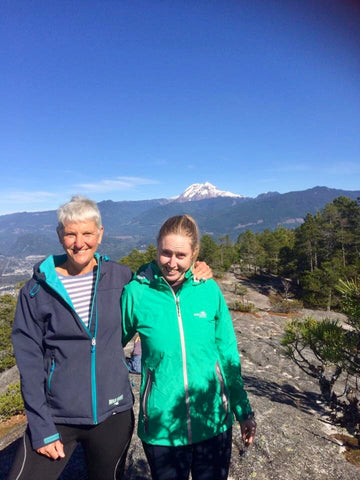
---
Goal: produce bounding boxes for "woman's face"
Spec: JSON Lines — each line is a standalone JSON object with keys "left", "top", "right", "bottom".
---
{"left": 157, "top": 233, "right": 195, "bottom": 285}
{"left": 58, "top": 219, "right": 104, "bottom": 274}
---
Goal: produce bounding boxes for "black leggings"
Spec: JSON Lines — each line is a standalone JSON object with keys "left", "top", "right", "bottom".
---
{"left": 8, "top": 408, "right": 134, "bottom": 480}
{"left": 142, "top": 428, "right": 232, "bottom": 480}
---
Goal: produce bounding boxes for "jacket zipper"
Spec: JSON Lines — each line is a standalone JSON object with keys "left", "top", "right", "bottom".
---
{"left": 47, "top": 358, "right": 56, "bottom": 393}
{"left": 89, "top": 263, "right": 101, "bottom": 425}
{"left": 91, "top": 337, "right": 97, "bottom": 424}
{"left": 142, "top": 369, "right": 153, "bottom": 434}
{"left": 171, "top": 289, "right": 192, "bottom": 444}
{"left": 40, "top": 256, "right": 102, "bottom": 425}
{"left": 215, "top": 361, "right": 229, "bottom": 421}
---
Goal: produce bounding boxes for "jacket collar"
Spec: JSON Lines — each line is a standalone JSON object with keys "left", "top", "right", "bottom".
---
{"left": 33, "top": 252, "right": 103, "bottom": 308}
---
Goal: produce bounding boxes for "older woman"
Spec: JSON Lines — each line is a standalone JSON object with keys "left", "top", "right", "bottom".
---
{"left": 9, "top": 196, "right": 134, "bottom": 479}
{"left": 122, "top": 215, "right": 256, "bottom": 480}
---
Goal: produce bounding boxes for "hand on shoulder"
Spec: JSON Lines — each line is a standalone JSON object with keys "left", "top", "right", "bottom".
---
{"left": 193, "top": 261, "right": 213, "bottom": 280}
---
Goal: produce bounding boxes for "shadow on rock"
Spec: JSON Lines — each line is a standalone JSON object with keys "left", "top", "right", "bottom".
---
{"left": 244, "top": 374, "right": 325, "bottom": 415}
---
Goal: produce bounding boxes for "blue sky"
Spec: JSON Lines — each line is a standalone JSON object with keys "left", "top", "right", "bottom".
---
{"left": 1, "top": 0, "right": 360, "bottom": 215}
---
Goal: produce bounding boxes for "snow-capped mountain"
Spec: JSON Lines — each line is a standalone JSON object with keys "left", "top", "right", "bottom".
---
{"left": 173, "top": 182, "right": 244, "bottom": 202}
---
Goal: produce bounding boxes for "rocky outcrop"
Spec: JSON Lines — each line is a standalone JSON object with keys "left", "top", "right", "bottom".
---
{"left": 0, "top": 366, "right": 19, "bottom": 396}
{"left": 0, "top": 272, "right": 359, "bottom": 479}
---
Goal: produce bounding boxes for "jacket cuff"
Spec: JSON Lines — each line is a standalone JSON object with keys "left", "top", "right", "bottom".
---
{"left": 233, "top": 405, "right": 254, "bottom": 423}
{"left": 31, "top": 432, "right": 60, "bottom": 450}
{"left": 238, "top": 411, "right": 255, "bottom": 422}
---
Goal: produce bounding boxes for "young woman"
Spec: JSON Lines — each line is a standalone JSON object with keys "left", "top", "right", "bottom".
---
{"left": 122, "top": 215, "right": 256, "bottom": 480}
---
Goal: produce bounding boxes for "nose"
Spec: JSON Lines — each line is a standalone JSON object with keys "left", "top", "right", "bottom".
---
{"left": 169, "top": 255, "right": 177, "bottom": 268}
{"left": 74, "top": 235, "right": 85, "bottom": 249}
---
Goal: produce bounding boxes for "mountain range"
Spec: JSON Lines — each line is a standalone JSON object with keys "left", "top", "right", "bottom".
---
{"left": 0, "top": 183, "right": 359, "bottom": 260}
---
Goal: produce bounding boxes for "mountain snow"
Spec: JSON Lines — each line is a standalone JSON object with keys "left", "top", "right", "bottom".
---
{"left": 174, "top": 182, "right": 244, "bottom": 202}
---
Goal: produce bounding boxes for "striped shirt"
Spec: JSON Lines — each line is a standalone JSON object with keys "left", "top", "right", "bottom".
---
{"left": 57, "top": 269, "right": 96, "bottom": 328}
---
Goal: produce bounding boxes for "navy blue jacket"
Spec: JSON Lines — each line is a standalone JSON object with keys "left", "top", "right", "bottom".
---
{"left": 12, "top": 253, "right": 133, "bottom": 449}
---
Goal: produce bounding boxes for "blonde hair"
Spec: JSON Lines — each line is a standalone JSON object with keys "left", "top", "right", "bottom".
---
{"left": 157, "top": 215, "right": 200, "bottom": 260}
{"left": 57, "top": 196, "right": 102, "bottom": 234}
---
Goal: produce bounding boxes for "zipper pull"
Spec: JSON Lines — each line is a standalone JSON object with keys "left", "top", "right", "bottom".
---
{"left": 91, "top": 337, "right": 96, "bottom": 352}
{"left": 176, "top": 298, "right": 181, "bottom": 315}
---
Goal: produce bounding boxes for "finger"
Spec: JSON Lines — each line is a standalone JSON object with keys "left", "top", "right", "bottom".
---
{"left": 41, "top": 449, "right": 54, "bottom": 459}
{"left": 47, "top": 443, "right": 64, "bottom": 460}
{"left": 37, "top": 442, "right": 62, "bottom": 460}
{"left": 242, "top": 428, "right": 256, "bottom": 447}
{"left": 243, "top": 436, "right": 253, "bottom": 447}
{"left": 48, "top": 446, "right": 59, "bottom": 460}
{"left": 55, "top": 441, "right": 65, "bottom": 458}
{"left": 36, "top": 447, "right": 51, "bottom": 458}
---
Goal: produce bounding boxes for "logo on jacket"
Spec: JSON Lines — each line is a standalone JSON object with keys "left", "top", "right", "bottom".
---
{"left": 194, "top": 311, "right": 207, "bottom": 319}
{"left": 109, "top": 394, "right": 123, "bottom": 406}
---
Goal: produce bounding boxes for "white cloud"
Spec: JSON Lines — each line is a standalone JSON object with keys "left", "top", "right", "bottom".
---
{"left": 75, "top": 176, "right": 159, "bottom": 193}
{"left": 0, "top": 191, "right": 59, "bottom": 215}
{"left": 1, "top": 191, "right": 56, "bottom": 203}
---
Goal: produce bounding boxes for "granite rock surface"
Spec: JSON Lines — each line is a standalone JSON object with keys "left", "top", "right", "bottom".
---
{"left": 1, "top": 272, "right": 358, "bottom": 479}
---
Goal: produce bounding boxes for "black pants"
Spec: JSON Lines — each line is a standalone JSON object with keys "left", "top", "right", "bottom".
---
{"left": 8, "top": 408, "right": 134, "bottom": 480}
{"left": 142, "top": 428, "right": 232, "bottom": 480}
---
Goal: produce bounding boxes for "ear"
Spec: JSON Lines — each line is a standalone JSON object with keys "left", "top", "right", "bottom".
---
{"left": 57, "top": 228, "right": 64, "bottom": 245}
{"left": 192, "top": 246, "right": 199, "bottom": 263}
{"left": 98, "top": 226, "right": 104, "bottom": 245}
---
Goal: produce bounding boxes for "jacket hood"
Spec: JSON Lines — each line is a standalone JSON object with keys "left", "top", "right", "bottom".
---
{"left": 31, "top": 252, "right": 106, "bottom": 306}
{"left": 33, "top": 252, "right": 105, "bottom": 281}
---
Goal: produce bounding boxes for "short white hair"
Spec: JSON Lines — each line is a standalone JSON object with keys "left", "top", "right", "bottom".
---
{"left": 57, "top": 196, "right": 102, "bottom": 234}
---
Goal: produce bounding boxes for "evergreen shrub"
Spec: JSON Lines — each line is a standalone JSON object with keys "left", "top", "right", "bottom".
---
{"left": 0, "top": 383, "right": 24, "bottom": 421}
{"left": 269, "top": 293, "right": 303, "bottom": 313}
{"left": 229, "top": 301, "right": 255, "bottom": 313}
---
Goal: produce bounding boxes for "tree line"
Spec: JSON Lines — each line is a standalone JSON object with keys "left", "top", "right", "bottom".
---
{"left": 199, "top": 196, "right": 360, "bottom": 310}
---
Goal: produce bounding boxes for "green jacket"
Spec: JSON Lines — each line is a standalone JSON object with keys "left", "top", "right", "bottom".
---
{"left": 122, "top": 261, "right": 252, "bottom": 446}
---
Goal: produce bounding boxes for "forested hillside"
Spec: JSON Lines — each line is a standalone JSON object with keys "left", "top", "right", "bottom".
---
{"left": 199, "top": 196, "right": 360, "bottom": 311}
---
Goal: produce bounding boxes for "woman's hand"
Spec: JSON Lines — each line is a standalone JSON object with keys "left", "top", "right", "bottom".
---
{"left": 240, "top": 418, "right": 256, "bottom": 447}
{"left": 193, "top": 261, "right": 213, "bottom": 280}
{"left": 36, "top": 440, "right": 65, "bottom": 459}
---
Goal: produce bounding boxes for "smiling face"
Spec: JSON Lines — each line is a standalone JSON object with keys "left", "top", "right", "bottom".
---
{"left": 157, "top": 233, "right": 197, "bottom": 285}
{"left": 58, "top": 220, "right": 104, "bottom": 275}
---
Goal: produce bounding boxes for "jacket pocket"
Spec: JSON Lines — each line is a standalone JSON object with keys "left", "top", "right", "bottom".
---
{"left": 47, "top": 357, "right": 56, "bottom": 394}
{"left": 142, "top": 369, "right": 153, "bottom": 434}
{"left": 215, "top": 361, "right": 229, "bottom": 421}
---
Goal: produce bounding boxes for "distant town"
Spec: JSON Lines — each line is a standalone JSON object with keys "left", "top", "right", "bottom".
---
{"left": 0, "top": 255, "right": 43, "bottom": 295}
